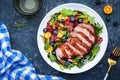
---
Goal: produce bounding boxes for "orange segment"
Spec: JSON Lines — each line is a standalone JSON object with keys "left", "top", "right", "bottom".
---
{"left": 57, "top": 31, "right": 64, "bottom": 38}
{"left": 46, "top": 46, "right": 53, "bottom": 53}
{"left": 44, "top": 32, "right": 51, "bottom": 39}
{"left": 103, "top": 5, "right": 113, "bottom": 14}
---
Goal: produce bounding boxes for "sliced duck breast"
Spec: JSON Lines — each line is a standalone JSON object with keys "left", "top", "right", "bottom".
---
{"left": 74, "top": 26, "right": 95, "bottom": 43}
{"left": 65, "top": 42, "right": 84, "bottom": 57}
{"left": 70, "top": 32, "right": 92, "bottom": 47}
{"left": 78, "top": 23, "right": 95, "bottom": 33}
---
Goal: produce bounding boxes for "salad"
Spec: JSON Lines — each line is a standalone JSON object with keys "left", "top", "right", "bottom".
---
{"left": 41, "top": 8, "right": 103, "bottom": 69}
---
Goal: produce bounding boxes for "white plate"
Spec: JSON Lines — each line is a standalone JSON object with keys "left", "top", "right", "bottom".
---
{"left": 37, "top": 3, "right": 108, "bottom": 74}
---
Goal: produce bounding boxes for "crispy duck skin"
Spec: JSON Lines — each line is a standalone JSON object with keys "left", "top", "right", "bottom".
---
{"left": 56, "top": 23, "right": 96, "bottom": 64}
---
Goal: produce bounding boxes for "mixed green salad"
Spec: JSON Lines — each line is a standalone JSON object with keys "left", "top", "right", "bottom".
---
{"left": 41, "top": 8, "right": 103, "bottom": 69}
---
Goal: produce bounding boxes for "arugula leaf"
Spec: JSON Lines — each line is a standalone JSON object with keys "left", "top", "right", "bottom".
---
{"left": 40, "top": 35, "right": 45, "bottom": 42}
{"left": 60, "top": 8, "right": 77, "bottom": 16}
{"left": 14, "top": 22, "right": 26, "bottom": 28}
{"left": 59, "top": 23, "right": 68, "bottom": 28}
{"left": 89, "top": 43, "right": 100, "bottom": 61}
{"left": 48, "top": 53, "right": 57, "bottom": 62}
{"left": 59, "top": 64, "right": 65, "bottom": 70}
{"left": 50, "top": 13, "right": 59, "bottom": 26}
{"left": 73, "top": 56, "right": 82, "bottom": 64}
{"left": 77, "top": 62, "right": 84, "bottom": 68}
{"left": 53, "top": 42, "right": 61, "bottom": 48}
{"left": 67, "top": 63, "right": 75, "bottom": 69}
{"left": 63, "top": 31, "right": 70, "bottom": 38}
{"left": 44, "top": 41, "right": 50, "bottom": 50}
{"left": 80, "top": 55, "right": 90, "bottom": 63}
{"left": 50, "top": 19, "right": 56, "bottom": 26}
{"left": 95, "top": 23, "right": 103, "bottom": 36}
{"left": 58, "top": 62, "right": 73, "bottom": 70}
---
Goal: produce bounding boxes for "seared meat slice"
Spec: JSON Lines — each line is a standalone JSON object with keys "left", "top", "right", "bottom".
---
{"left": 65, "top": 42, "right": 84, "bottom": 57}
{"left": 74, "top": 26, "right": 95, "bottom": 43}
{"left": 56, "top": 44, "right": 76, "bottom": 64}
{"left": 70, "top": 32, "right": 92, "bottom": 47}
{"left": 56, "top": 23, "right": 96, "bottom": 64}
{"left": 67, "top": 37, "right": 87, "bottom": 55}
{"left": 56, "top": 47, "right": 65, "bottom": 64}
{"left": 78, "top": 23, "right": 95, "bottom": 33}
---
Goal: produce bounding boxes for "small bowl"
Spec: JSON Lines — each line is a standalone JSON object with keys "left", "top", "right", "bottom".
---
{"left": 13, "top": 0, "right": 43, "bottom": 15}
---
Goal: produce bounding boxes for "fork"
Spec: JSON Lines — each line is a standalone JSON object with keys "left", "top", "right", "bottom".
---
{"left": 103, "top": 47, "right": 120, "bottom": 80}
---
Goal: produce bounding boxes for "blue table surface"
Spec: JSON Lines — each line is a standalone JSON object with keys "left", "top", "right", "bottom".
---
{"left": 0, "top": 0, "right": 120, "bottom": 80}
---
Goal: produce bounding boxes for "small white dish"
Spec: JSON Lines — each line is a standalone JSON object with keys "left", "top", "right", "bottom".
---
{"left": 37, "top": 3, "right": 108, "bottom": 74}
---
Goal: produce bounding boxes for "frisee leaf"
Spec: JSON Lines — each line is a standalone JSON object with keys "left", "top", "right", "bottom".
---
{"left": 95, "top": 23, "right": 103, "bottom": 36}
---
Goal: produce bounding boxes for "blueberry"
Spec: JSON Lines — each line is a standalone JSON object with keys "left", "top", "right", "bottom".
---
{"left": 62, "top": 38, "right": 67, "bottom": 42}
{"left": 50, "top": 42, "right": 54, "bottom": 46}
{"left": 113, "top": 22, "right": 118, "bottom": 27}
{"left": 70, "top": 16, "right": 75, "bottom": 22}
{"left": 52, "top": 51, "right": 56, "bottom": 55}
{"left": 78, "top": 18, "right": 83, "bottom": 23}
{"left": 60, "top": 19, "right": 65, "bottom": 23}
{"left": 95, "top": 0, "right": 100, "bottom": 5}
{"left": 64, "top": 61, "right": 70, "bottom": 66}
{"left": 106, "top": 16, "right": 111, "bottom": 22}
{"left": 43, "top": 28, "right": 47, "bottom": 33}
{"left": 53, "top": 29, "right": 58, "bottom": 35}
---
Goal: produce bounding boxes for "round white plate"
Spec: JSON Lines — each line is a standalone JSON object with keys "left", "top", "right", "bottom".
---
{"left": 37, "top": 3, "right": 108, "bottom": 74}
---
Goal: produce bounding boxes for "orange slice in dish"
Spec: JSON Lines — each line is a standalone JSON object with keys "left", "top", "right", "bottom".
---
{"left": 103, "top": 5, "right": 113, "bottom": 14}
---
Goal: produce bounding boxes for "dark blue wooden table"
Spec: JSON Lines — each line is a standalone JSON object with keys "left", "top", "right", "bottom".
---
{"left": 0, "top": 0, "right": 120, "bottom": 80}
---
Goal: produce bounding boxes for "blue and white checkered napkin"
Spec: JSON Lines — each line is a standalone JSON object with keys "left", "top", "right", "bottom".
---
{"left": 0, "top": 22, "right": 64, "bottom": 80}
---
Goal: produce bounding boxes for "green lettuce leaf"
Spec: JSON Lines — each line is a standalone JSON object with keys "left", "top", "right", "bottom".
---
{"left": 60, "top": 8, "right": 77, "bottom": 16}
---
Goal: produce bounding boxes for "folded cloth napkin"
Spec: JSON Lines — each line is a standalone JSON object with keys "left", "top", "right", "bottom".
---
{"left": 0, "top": 22, "right": 64, "bottom": 80}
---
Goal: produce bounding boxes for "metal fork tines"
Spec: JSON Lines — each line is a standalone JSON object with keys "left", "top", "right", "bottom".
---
{"left": 104, "top": 47, "right": 120, "bottom": 80}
